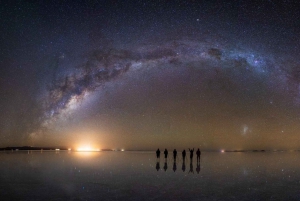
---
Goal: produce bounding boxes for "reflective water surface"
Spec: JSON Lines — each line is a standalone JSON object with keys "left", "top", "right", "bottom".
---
{"left": 1, "top": 151, "right": 300, "bottom": 200}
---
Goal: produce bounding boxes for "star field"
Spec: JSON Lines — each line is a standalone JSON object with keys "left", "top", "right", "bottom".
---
{"left": 1, "top": 0, "right": 300, "bottom": 150}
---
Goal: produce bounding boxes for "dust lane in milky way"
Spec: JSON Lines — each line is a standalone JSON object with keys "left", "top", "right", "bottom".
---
{"left": 1, "top": 1, "right": 300, "bottom": 150}
{"left": 32, "top": 37, "right": 300, "bottom": 150}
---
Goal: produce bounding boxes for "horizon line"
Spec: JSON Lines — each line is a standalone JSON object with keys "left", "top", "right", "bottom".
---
{"left": 0, "top": 146, "right": 299, "bottom": 152}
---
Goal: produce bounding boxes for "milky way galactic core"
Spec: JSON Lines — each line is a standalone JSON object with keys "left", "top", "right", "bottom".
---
{"left": 1, "top": 1, "right": 300, "bottom": 150}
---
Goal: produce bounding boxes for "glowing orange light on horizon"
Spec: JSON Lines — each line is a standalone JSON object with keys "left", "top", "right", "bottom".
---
{"left": 76, "top": 146, "right": 100, "bottom": 152}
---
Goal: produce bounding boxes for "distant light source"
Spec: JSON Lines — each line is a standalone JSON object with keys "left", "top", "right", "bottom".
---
{"left": 68, "top": 148, "right": 71, "bottom": 151}
{"left": 121, "top": 149, "right": 125, "bottom": 152}
{"left": 77, "top": 147, "right": 100, "bottom": 152}
{"left": 55, "top": 149, "right": 60, "bottom": 151}
{"left": 221, "top": 150, "right": 225, "bottom": 153}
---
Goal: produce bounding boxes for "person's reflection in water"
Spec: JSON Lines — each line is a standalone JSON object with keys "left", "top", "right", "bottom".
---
{"left": 182, "top": 149, "right": 186, "bottom": 161}
{"left": 163, "top": 161, "right": 168, "bottom": 172}
{"left": 173, "top": 161, "right": 177, "bottom": 172}
{"left": 156, "top": 161, "right": 160, "bottom": 171}
{"left": 196, "top": 160, "right": 201, "bottom": 174}
{"left": 189, "top": 159, "right": 194, "bottom": 174}
{"left": 182, "top": 159, "right": 186, "bottom": 172}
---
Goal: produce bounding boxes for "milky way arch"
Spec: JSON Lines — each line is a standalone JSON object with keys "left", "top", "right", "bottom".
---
{"left": 36, "top": 38, "right": 300, "bottom": 136}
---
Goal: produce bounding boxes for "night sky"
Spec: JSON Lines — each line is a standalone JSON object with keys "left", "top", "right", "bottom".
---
{"left": 1, "top": 0, "right": 300, "bottom": 150}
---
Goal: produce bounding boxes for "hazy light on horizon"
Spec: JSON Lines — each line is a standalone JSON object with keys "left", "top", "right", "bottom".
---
{"left": 77, "top": 146, "right": 100, "bottom": 152}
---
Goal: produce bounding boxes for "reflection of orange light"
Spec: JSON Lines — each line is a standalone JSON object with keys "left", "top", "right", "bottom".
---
{"left": 75, "top": 151, "right": 101, "bottom": 158}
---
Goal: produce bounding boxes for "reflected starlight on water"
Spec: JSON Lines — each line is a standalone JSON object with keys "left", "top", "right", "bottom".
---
{"left": 1, "top": 151, "right": 300, "bottom": 200}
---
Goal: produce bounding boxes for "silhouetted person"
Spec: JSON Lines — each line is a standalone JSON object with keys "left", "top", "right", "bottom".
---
{"left": 182, "top": 149, "right": 186, "bottom": 161}
{"left": 164, "top": 149, "right": 168, "bottom": 160}
{"left": 164, "top": 161, "right": 168, "bottom": 171}
{"left": 173, "top": 149, "right": 177, "bottom": 161}
{"left": 156, "top": 148, "right": 161, "bottom": 159}
{"left": 196, "top": 161, "right": 201, "bottom": 174}
{"left": 189, "top": 148, "right": 194, "bottom": 160}
{"left": 189, "top": 160, "right": 194, "bottom": 174}
{"left": 173, "top": 161, "right": 177, "bottom": 172}
{"left": 156, "top": 161, "right": 160, "bottom": 171}
{"left": 196, "top": 148, "right": 201, "bottom": 162}
{"left": 182, "top": 160, "right": 186, "bottom": 172}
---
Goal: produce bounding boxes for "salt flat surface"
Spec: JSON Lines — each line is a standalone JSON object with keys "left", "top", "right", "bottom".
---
{"left": 0, "top": 151, "right": 300, "bottom": 200}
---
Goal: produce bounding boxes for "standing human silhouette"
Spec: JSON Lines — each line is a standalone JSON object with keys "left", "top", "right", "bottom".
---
{"left": 189, "top": 148, "right": 194, "bottom": 160}
{"left": 164, "top": 149, "right": 168, "bottom": 160}
{"left": 156, "top": 148, "right": 161, "bottom": 159}
{"left": 173, "top": 149, "right": 177, "bottom": 161}
{"left": 182, "top": 149, "right": 186, "bottom": 161}
{"left": 196, "top": 148, "right": 201, "bottom": 162}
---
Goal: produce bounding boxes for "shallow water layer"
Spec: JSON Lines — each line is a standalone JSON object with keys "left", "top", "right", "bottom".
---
{"left": 0, "top": 151, "right": 300, "bottom": 200}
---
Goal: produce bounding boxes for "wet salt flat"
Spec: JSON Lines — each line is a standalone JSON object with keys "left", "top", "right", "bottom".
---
{"left": 0, "top": 151, "right": 300, "bottom": 200}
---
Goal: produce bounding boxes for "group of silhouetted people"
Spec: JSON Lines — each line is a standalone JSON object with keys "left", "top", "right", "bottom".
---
{"left": 155, "top": 150, "right": 201, "bottom": 174}
{"left": 156, "top": 148, "right": 201, "bottom": 162}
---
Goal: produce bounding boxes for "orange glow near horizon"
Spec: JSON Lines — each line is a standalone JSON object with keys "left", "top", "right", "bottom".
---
{"left": 76, "top": 146, "right": 100, "bottom": 152}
